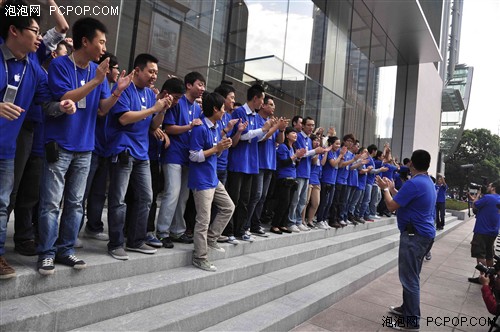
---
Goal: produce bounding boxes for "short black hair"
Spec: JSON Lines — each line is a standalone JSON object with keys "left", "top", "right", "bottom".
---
{"left": 303, "top": 116, "right": 314, "bottom": 126}
{"left": 96, "top": 51, "right": 118, "bottom": 68}
{"left": 184, "top": 71, "right": 206, "bottom": 87}
{"left": 246, "top": 84, "right": 265, "bottom": 102}
{"left": 403, "top": 158, "right": 410, "bottom": 165}
{"left": 291, "top": 115, "right": 303, "bottom": 126}
{"left": 367, "top": 144, "right": 378, "bottom": 154}
{"left": 376, "top": 150, "right": 383, "bottom": 159}
{"left": 343, "top": 133, "right": 355, "bottom": 142}
{"left": 410, "top": 149, "right": 431, "bottom": 171}
{"left": 327, "top": 136, "right": 339, "bottom": 146}
{"left": 0, "top": 0, "right": 40, "bottom": 40}
{"left": 72, "top": 17, "right": 107, "bottom": 50}
{"left": 56, "top": 40, "right": 73, "bottom": 54}
{"left": 214, "top": 84, "right": 235, "bottom": 98}
{"left": 264, "top": 94, "right": 273, "bottom": 105}
{"left": 202, "top": 92, "right": 225, "bottom": 117}
{"left": 161, "top": 77, "right": 185, "bottom": 95}
{"left": 133, "top": 53, "right": 158, "bottom": 70}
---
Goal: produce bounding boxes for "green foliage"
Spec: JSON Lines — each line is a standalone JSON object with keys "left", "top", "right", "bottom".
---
{"left": 445, "top": 199, "right": 468, "bottom": 211}
{"left": 444, "top": 128, "right": 500, "bottom": 195}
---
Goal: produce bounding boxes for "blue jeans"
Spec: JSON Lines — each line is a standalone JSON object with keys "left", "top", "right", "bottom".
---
{"left": 316, "top": 183, "right": 335, "bottom": 222}
{"left": 369, "top": 184, "right": 380, "bottom": 216}
{"left": 348, "top": 188, "right": 363, "bottom": 217}
{"left": 107, "top": 156, "right": 152, "bottom": 250}
{"left": 341, "top": 185, "right": 355, "bottom": 220}
{"left": 359, "top": 184, "right": 372, "bottom": 218}
{"left": 82, "top": 152, "right": 109, "bottom": 233}
{"left": 398, "top": 231, "right": 434, "bottom": 328}
{"left": 38, "top": 149, "right": 91, "bottom": 259}
{"left": 247, "top": 169, "right": 273, "bottom": 231}
{"left": 156, "top": 163, "right": 189, "bottom": 238}
{"left": 0, "top": 159, "right": 15, "bottom": 255}
{"left": 288, "top": 177, "right": 308, "bottom": 226}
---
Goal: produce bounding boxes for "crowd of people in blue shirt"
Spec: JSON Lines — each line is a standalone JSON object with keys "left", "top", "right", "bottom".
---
{"left": 0, "top": 0, "right": 451, "bottom": 279}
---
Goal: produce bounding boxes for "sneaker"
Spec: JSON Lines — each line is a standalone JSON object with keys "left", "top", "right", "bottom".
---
{"left": 251, "top": 228, "right": 269, "bottom": 237}
{"left": 339, "top": 220, "right": 347, "bottom": 227}
{"left": 348, "top": 219, "right": 358, "bottom": 226}
{"left": 244, "top": 230, "right": 256, "bottom": 239}
{"left": 240, "top": 234, "right": 255, "bottom": 242}
{"left": 55, "top": 254, "right": 87, "bottom": 269}
{"left": 306, "top": 223, "right": 317, "bottom": 229}
{"left": 14, "top": 240, "right": 37, "bottom": 256}
{"left": 298, "top": 224, "right": 310, "bottom": 232}
{"left": 317, "top": 221, "right": 328, "bottom": 230}
{"left": 217, "top": 235, "right": 229, "bottom": 243}
{"left": 287, "top": 225, "right": 300, "bottom": 233}
{"left": 159, "top": 236, "right": 174, "bottom": 249}
{"left": 355, "top": 216, "right": 365, "bottom": 224}
{"left": 108, "top": 247, "right": 129, "bottom": 260}
{"left": 370, "top": 214, "right": 381, "bottom": 220}
{"left": 364, "top": 216, "right": 375, "bottom": 222}
{"left": 171, "top": 234, "right": 194, "bottom": 244}
{"left": 0, "top": 256, "right": 16, "bottom": 279}
{"left": 74, "top": 238, "right": 83, "bottom": 248}
{"left": 425, "top": 251, "right": 432, "bottom": 261}
{"left": 145, "top": 233, "right": 162, "bottom": 248}
{"left": 37, "top": 257, "right": 55, "bottom": 275}
{"left": 389, "top": 305, "right": 403, "bottom": 316}
{"left": 207, "top": 241, "right": 225, "bottom": 253}
{"left": 84, "top": 228, "right": 109, "bottom": 241}
{"left": 192, "top": 258, "right": 217, "bottom": 272}
{"left": 227, "top": 236, "right": 240, "bottom": 245}
{"left": 126, "top": 243, "right": 157, "bottom": 254}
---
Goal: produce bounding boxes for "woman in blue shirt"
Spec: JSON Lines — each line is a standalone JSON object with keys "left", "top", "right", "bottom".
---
{"left": 270, "top": 128, "right": 306, "bottom": 234}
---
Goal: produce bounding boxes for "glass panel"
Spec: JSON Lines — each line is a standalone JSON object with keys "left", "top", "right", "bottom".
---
{"left": 284, "top": 1, "right": 314, "bottom": 72}
{"left": 375, "top": 66, "right": 397, "bottom": 140}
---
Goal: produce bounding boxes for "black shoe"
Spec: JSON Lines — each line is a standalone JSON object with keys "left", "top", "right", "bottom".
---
{"left": 171, "top": 234, "right": 193, "bottom": 244}
{"left": 389, "top": 305, "right": 403, "bottom": 316}
{"left": 15, "top": 240, "right": 37, "bottom": 256}
{"left": 159, "top": 237, "right": 174, "bottom": 249}
{"left": 347, "top": 214, "right": 354, "bottom": 222}
{"left": 384, "top": 212, "right": 392, "bottom": 217}
{"left": 330, "top": 221, "right": 342, "bottom": 228}
{"left": 468, "top": 277, "right": 481, "bottom": 284}
{"left": 270, "top": 227, "right": 283, "bottom": 234}
{"left": 280, "top": 227, "right": 292, "bottom": 234}
{"left": 55, "top": 254, "right": 86, "bottom": 269}
{"left": 251, "top": 228, "right": 269, "bottom": 237}
{"left": 37, "top": 257, "right": 55, "bottom": 275}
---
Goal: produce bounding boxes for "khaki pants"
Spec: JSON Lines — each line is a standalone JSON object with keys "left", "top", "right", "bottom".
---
{"left": 303, "top": 184, "right": 321, "bottom": 223}
{"left": 193, "top": 181, "right": 235, "bottom": 260}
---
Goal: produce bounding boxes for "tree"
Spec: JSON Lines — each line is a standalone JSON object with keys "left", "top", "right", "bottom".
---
{"left": 444, "top": 129, "right": 500, "bottom": 197}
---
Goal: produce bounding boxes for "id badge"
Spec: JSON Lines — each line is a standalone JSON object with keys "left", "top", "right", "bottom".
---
{"left": 3, "top": 84, "right": 18, "bottom": 103}
{"left": 77, "top": 97, "right": 86, "bottom": 109}
{"left": 141, "top": 105, "right": 147, "bottom": 110}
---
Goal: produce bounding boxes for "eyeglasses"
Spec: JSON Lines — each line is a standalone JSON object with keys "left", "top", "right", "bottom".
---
{"left": 111, "top": 66, "right": 120, "bottom": 71}
{"left": 23, "top": 27, "right": 42, "bottom": 37}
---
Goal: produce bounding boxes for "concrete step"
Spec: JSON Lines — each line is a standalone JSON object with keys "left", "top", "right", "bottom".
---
{"left": 0, "top": 215, "right": 462, "bottom": 332}
{"left": 1, "top": 216, "right": 399, "bottom": 301}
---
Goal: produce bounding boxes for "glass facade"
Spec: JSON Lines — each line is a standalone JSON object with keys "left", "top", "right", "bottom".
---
{"left": 32, "top": 0, "right": 409, "bottom": 147}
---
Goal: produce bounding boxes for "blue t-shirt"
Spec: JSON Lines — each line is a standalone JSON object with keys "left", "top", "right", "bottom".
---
{"left": 321, "top": 150, "right": 338, "bottom": 185}
{"left": 161, "top": 95, "right": 201, "bottom": 166}
{"left": 227, "top": 105, "right": 260, "bottom": 174}
{"left": 357, "top": 165, "right": 368, "bottom": 190}
{"left": 336, "top": 151, "right": 353, "bottom": 185}
{"left": 188, "top": 116, "right": 220, "bottom": 190}
{"left": 106, "top": 84, "right": 156, "bottom": 160}
{"left": 0, "top": 47, "right": 53, "bottom": 159}
{"left": 382, "top": 163, "right": 398, "bottom": 180}
{"left": 366, "top": 157, "right": 377, "bottom": 185}
{"left": 46, "top": 55, "right": 110, "bottom": 152}
{"left": 310, "top": 154, "right": 322, "bottom": 185}
{"left": 94, "top": 114, "right": 108, "bottom": 157}
{"left": 393, "top": 174, "right": 437, "bottom": 239}
{"left": 347, "top": 157, "right": 359, "bottom": 187}
{"left": 216, "top": 112, "right": 232, "bottom": 171}
{"left": 257, "top": 114, "right": 278, "bottom": 171}
{"left": 296, "top": 132, "right": 312, "bottom": 178}
{"left": 473, "top": 194, "right": 500, "bottom": 236}
{"left": 276, "top": 143, "right": 296, "bottom": 179}
{"left": 435, "top": 184, "right": 448, "bottom": 203}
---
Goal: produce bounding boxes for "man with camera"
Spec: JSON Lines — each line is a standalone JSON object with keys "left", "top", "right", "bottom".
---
{"left": 468, "top": 182, "right": 500, "bottom": 284}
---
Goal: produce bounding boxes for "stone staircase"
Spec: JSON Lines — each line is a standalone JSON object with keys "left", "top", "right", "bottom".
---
{"left": 0, "top": 213, "right": 464, "bottom": 331}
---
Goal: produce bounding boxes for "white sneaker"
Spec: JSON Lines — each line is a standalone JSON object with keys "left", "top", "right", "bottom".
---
{"left": 324, "top": 221, "right": 332, "bottom": 229}
{"left": 370, "top": 214, "right": 381, "bottom": 220}
{"left": 287, "top": 225, "right": 300, "bottom": 233}
{"left": 339, "top": 220, "right": 347, "bottom": 226}
{"left": 317, "top": 221, "right": 328, "bottom": 230}
{"left": 298, "top": 224, "right": 310, "bottom": 231}
{"left": 227, "top": 236, "right": 239, "bottom": 245}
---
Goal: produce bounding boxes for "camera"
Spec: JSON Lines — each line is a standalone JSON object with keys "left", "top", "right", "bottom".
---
{"left": 470, "top": 177, "right": 489, "bottom": 195}
{"left": 475, "top": 255, "right": 500, "bottom": 277}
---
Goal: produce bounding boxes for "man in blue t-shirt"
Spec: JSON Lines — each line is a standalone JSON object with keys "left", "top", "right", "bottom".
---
{"left": 435, "top": 174, "right": 448, "bottom": 230}
{"left": 189, "top": 92, "right": 234, "bottom": 272}
{"left": 38, "top": 17, "right": 133, "bottom": 275}
{"left": 156, "top": 72, "right": 205, "bottom": 248}
{"left": 0, "top": 3, "right": 76, "bottom": 279}
{"left": 467, "top": 182, "right": 500, "bottom": 284}
{"left": 106, "top": 53, "right": 172, "bottom": 260}
{"left": 376, "top": 150, "right": 436, "bottom": 330}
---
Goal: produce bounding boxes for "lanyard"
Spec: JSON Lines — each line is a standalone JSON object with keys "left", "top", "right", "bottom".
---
{"left": 70, "top": 54, "right": 90, "bottom": 90}
{"left": 132, "top": 82, "right": 148, "bottom": 108}
{"left": 3, "top": 55, "right": 27, "bottom": 88}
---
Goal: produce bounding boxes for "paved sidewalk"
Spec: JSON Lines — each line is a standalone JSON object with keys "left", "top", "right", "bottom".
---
{"left": 292, "top": 217, "right": 497, "bottom": 332}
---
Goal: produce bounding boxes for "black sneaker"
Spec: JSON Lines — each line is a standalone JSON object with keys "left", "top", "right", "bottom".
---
{"left": 159, "top": 236, "right": 174, "bottom": 249}
{"left": 389, "top": 305, "right": 403, "bottom": 316}
{"left": 251, "top": 228, "right": 269, "bottom": 237}
{"left": 55, "top": 254, "right": 87, "bottom": 269}
{"left": 171, "top": 234, "right": 193, "bottom": 244}
{"left": 38, "top": 257, "right": 55, "bottom": 275}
